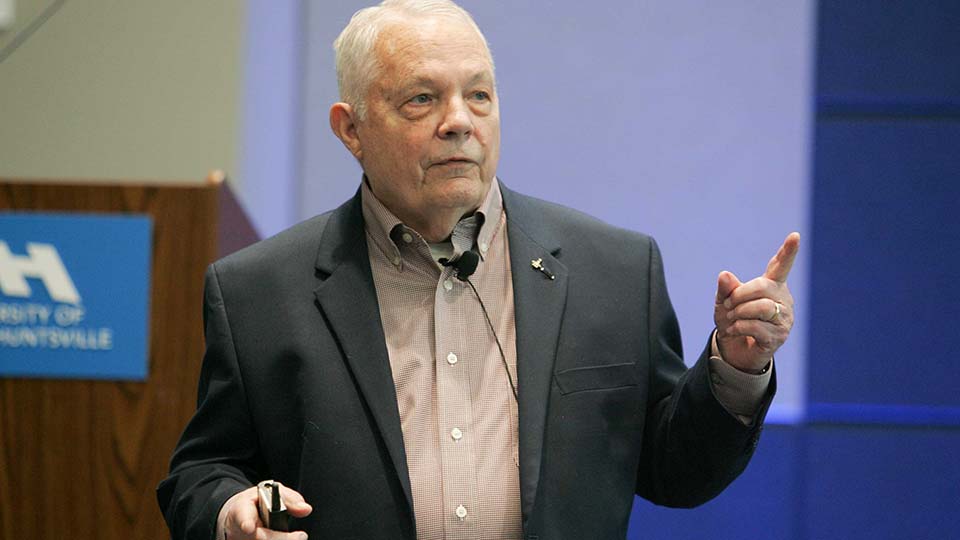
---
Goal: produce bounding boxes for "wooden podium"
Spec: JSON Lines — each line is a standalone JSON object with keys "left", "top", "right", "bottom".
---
{"left": 0, "top": 174, "right": 259, "bottom": 540}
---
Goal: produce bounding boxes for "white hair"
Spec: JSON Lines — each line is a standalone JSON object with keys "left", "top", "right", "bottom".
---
{"left": 333, "top": 0, "right": 493, "bottom": 120}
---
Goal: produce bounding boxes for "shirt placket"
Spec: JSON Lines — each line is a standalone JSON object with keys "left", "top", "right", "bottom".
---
{"left": 434, "top": 265, "right": 481, "bottom": 540}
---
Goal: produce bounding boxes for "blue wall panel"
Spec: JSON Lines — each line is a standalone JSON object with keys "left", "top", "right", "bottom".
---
{"left": 808, "top": 120, "right": 960, "bottom": 407}
{"left": 635, "top": 2, "right": 960, "bottom": 537}
{"left": 629, "top": 426, "right": 801, "bottom": 540}
{"left": 804, "top": 425, "right": 960, "bottom": 540}
{"left": 632, "top": 424, "right": 960, "bottom": 540}
{"left": 817, "top": 0, "right": 960, "bottom": 106}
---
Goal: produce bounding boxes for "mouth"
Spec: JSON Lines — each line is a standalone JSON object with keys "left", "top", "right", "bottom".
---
{"left": 433, "top": 156, "right": 477, "bottom": 167}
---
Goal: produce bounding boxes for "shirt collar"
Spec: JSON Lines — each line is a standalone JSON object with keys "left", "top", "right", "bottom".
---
{"left": 360, "top": 177, "right": 505, "bottom": 270}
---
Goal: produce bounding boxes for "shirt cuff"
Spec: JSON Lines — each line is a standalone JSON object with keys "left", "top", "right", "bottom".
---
{"left": 708, "top": 330, "right": 772, "bottom": 425}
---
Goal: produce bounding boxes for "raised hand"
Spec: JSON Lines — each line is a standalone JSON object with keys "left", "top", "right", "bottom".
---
{"left": 713, "top": 232, "right": 800, "bottom": 373}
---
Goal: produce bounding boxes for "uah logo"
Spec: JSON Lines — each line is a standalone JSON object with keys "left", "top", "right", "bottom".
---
{"left": 0, "top": 241, "right": 81, "bottom": 304}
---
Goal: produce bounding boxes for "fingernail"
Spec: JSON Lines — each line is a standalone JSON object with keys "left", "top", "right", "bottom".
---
{"left": 726, "top": 311, "right": 734, "bottom": 320}
{"left": 723, "top": 299, "right": 732, "bottom": 309}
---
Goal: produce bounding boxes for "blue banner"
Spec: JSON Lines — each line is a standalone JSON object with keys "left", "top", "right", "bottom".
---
{"left": 0, "top": 213, "right": 152, "bottom": 380}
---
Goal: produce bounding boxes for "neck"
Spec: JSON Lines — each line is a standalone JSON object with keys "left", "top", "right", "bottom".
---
{"left": 362, "top": 176, "right": 492, "bottom": 243}
{"left": 400, "top": 209, "right": 471, "bottom": 243}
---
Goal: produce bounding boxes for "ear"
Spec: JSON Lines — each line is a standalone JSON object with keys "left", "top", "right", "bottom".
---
{"left": 329, "top": 102, "right": 363, "bottom": 160}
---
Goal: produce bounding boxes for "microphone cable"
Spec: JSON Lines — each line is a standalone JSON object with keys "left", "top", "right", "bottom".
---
{"left": 463, "top": 277, "right": 518, "bottom": 401}
{"left": 441, "top": 250, "right": 518, "bottom": 401}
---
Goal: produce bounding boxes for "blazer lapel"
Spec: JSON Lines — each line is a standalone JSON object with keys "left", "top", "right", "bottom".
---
{"left": 311, "top": 194, "right": 415, "bottom": 520}
{"left": 501, "top": 183, "right": 569, "bottom": 523}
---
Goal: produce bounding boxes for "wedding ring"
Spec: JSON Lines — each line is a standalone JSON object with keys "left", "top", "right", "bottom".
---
{"left": 769, "top": 302, "right": 782, "bottom": 323}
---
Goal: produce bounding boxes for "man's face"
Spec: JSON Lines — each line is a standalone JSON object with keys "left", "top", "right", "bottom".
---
{"left": 354, "top": 17, "right": 500, "bottom": 235}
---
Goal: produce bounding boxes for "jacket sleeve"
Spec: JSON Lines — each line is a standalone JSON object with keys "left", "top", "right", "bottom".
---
{"left": 634, "top": 238, "right": 775, "bottom": 507}
{"left": 157, "top": 264, "right": 265, "bottom": 540}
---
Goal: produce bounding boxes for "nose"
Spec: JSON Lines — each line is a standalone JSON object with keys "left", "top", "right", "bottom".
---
{"left": 437, "top": 97, "right": 473, "bottom": 139}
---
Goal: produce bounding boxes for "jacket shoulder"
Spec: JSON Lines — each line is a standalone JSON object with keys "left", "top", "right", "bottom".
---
{"left": 503, "top": 187, "right": 655, "bottom": 259}
{"left": 215, "top": 212, "right": 331, "bottom": 273}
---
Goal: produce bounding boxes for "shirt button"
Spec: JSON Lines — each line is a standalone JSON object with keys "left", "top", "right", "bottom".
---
{"left": 451, "top": 427, "right": 463, "bottom": 441}
{"left": 455, "top": 505, "right": 468, "bottom": 520}
{"left": 447, "top": 352, "right": 458, "bottom": 365}
{"left": 401, "top": 232, "right": 414, "bottom": 244}
{"left": 479, "top": 241, "right": 489, "bottom": 253}
{"left": 391, "top": 256, "right": 401, "bottom": 266}
{"left": 711, "top": 373, "right": 723, "bottom": 385}
{"left": 443, "top": 279, "right": 454, "bottom": 291}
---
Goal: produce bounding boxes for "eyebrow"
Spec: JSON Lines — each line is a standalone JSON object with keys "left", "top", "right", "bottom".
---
{"left": 466, "top": 72, "right": 495, "bottom": 87}
{"left": 396, "top": 76, "right": 437, "bottom": 93}
{"left": 467, "top": 71, "right": 495, "bottom": 86}
{"left": 393, "top": 71, "right": 495, "bottom": 96}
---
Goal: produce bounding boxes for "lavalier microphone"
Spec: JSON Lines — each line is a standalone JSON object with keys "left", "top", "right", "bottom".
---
{"left": 439, "top": 250, "right": 480, "bottom": 281}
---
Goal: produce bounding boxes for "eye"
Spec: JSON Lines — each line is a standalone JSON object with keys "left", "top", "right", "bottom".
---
{"left": 470, "top": 91, "right": 491, "bottom": 101}
{"left": 409, "top": 94, "right": 433, "bottom": 105}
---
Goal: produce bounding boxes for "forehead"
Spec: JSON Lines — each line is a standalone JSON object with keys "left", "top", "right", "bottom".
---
{"left": 373, "top": 17, "right": 494, "bottom": 87}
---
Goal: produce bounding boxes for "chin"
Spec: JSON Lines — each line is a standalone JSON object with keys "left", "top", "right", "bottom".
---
{"left": 432, "top": 177, "right": 488, "bottom": 210}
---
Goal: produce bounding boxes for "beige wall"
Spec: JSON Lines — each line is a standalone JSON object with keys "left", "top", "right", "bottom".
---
{"left": 0, "top": 0, "right": 242, "bottom": 184}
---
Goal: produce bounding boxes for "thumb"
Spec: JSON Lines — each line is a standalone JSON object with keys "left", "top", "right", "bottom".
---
{"left": 716, "top": 271, "right": 741, "bottom": 303}
{"left": 278, "top": 484, "right": 313, "bottom": 518}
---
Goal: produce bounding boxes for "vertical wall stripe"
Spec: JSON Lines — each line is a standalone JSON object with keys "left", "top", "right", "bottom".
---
{"left": 239, "top": 0, "right": 304, "bottom": 238}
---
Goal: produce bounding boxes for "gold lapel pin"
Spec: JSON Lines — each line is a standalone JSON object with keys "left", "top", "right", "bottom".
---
{"left": 531, "top": 258, "right": 556, "bottom": 280}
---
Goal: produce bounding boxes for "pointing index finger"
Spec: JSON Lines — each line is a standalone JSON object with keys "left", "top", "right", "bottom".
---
{"left": 763, "top": 232, "right": 800, "bottom": 283}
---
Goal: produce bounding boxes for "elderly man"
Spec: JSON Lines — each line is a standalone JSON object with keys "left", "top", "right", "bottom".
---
{"left": 158, "top": 1, "right": 798, "bottom": 539}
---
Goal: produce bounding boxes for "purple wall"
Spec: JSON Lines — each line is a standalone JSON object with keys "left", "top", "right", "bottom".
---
{"left": 242, "top": 0, "right": 813, "bottom": 416}
{"left": 239, "top": 0, "right": 303, "bottom": 238}
{"left": 292, "top": 0, "right": 815, "bottom": 419}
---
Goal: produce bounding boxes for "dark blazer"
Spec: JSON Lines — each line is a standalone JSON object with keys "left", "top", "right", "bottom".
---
{"left": 158, "top": 183, "right": 774, "bottom": 540}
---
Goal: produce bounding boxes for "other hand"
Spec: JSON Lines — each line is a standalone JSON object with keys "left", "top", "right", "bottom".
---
{"left": 713, "top": 232, "right": 800, "bottom": 373}
{"left": 218, "top": 482, "right": 312, "bottom": 540}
